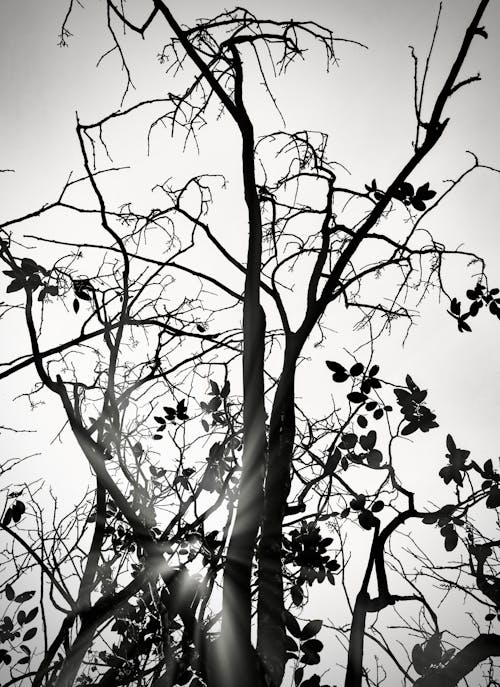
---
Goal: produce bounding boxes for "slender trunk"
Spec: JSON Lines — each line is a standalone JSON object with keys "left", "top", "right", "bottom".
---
{"left": 344, "top": 593, "right": 369, "bottom": 687}
{"left": 257, "top": 349, "right": 297, "bottom": 685}
{"left": 219, "top": 99, "right": 267, "bottom": 685}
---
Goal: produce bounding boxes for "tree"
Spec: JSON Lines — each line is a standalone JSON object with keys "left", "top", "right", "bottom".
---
{"left": 1, "top": 1, "right": 499, "bottom": 686}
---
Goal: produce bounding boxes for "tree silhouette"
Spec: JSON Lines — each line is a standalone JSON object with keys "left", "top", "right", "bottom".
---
{"left": 1, "top": 1, "right": 499, "bottom": 686}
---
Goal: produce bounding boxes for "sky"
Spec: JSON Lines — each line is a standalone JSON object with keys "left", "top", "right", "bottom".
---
{"left": 1, "top": 1, "right": 500, "bottom": 685}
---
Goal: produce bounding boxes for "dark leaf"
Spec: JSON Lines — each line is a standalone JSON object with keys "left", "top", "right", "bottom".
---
{"left": 23, "top": 627, "right": 37, "bottom": 641}
{"left": 6, "top": 279, "right": 25, "bottom": 293}
{"left": 5, "top": 583, "right": 14, "bottom": 601}
{"left": 220, "top": 380, "right": 230, "bottom": 398}
{"left": 358, "top": 510, "right": 377, "bottom": 530}
{"left": 450, "top": 298, "right": 461, "bottom": 316}
{"left": 291, "top": 585, "right": 304, "bottom": 607}
{"left": 2, "top": 507, "right": 13, "bottom": 527}
{"left": 347, "top": 391, "right": 367, "bottom": 404}
{"left": 411, "top": 198, "right": 426, "bottom": 211}
{"left": 350, "top": 362, "right": 364, "bottom": 376}
{"left": 284, "top": 610, "right": 302, "bottom": 639}
{"left": 486, "top": 487, "right": 500, "bottom": 509}
{"left": 371, "top": 500, "right": 384, "bottom": 513}
{"left": 357, "top": 415, "right": 368, "bottom": 428}
{"left": 359, "top": 430, "right": 376, "bottom": 451}
{"left": 294, "top": 667, "right": 304, "bottom": 686}
{"left": 340, "top": 433, "right": 357, "bottom": 450}
{"left": 209, "top": 380, "right": 220, "bottom": 396}
{"left": 301, "top": 639, "right": 323, "bottom": 654}
{"left": 366, "top": 449, "right": 383, "bottom": 467}
{"left": 412, "top": 643, "right": 427, "bottom": 675}
{"left": 300, "top": 652, "right": 320, "bottom": 665}
{"left": 73, "top": 298, "right": 80, "bottom": 313}
{"left": 300, "top": 619, "right": 322, "bottom": 640}
{"left": 444, "top": 530, "right": 458, "bottom": 552}
{"left": 15, "top": 591, "right": 35, "bottom": 604}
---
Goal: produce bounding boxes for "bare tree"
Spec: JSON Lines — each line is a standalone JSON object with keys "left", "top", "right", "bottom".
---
{"left": 1, "top": 1, "right": 499, "bottom": 686}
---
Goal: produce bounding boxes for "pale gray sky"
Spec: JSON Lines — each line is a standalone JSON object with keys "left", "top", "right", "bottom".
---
{"left": 1, "top": 2, "right": 500, "bottom": 685}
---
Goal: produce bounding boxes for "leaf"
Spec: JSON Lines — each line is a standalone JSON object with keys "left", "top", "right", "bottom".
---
{"left": 300, "top": 652, "right": 320, "bottom": 665}
{"left": 371, "top": 500, "right": 384, "bottom": 513}
{"left": 23, "top": 627, "right": 37, "bottom": 641}
{"left": 347, "top": 391, "right": 367, "bottom": 404}
{"left": 326, "top": 360, "right": 345, "bottom": 374}
{"left": 411, "top": 198, "right": 426, "bottom": 211}
{"left": 301, "top": 639, "right": 323, "bottom": 655}
{"left": 358, "top": 510, "right": 378, "bottom": 530}
{"left": 6, "top": 278, "right": 25, "bottom": 293}
{"left": 73, "top": 298, "right": 80, "bottom": 313}
{"left": 21, "top": 258, "right": 38, "bottom": 274}
{"left": 450, "top": 298, "right": 461, "bottom": 316}
{"left": 300, "top": 619, "right": 322, "bottom": 640}
{"left": 15, "top": 591, "right": 35, "bottom": 604}
{"left": 209, "top": 380, "right": 220, "bottom": 396}
{"left": 486, "top": 487, "right": 500, "bottom": 509}
{"left": 357, "top": 415, "right": 368, "bottom": 428}
{"left": 366, "top": 449, "right": 383, "bottom": 467}
{"left": 291, "top": 585, "right": 304, "bottom": 607}
{"left": 284, "top": 610, "right": 301, "bottom": 639}
{"left": 340, "top": 433, "right": 357, "bottom": 450}
{"left": 286, "top": 635, "right": 299, "bottom": 652}
{"left": 412, "top": 643, "right": 427, "bottom": 675}
{"left": 5, "top": 583, "right": 14, "bottom": 601}
{"left": 350, "top": 362, "right": 364, "bottom": 376}
{"left": 220, "top": 380, "right": 230, "bottom": 398}
{"left": 444, "top": 530, "right": 458, "bottom": 552}
{"left": 360, "top": 430, "right": 376, "bottom": 451}
{"left": 2, "top": 507, "right": 13, "bottom": 527}
{"left": 294, "top": 667, "right": 304, "bottom": 686}
{"left": 326, "top": 360, "right": 349, "bottom": 382}
{"left": 458, "top": 317, "right": 472, "bottom": 333}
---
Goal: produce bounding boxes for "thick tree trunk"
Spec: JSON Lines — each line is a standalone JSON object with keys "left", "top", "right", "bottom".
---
{"left": 257, "top": 350, "right": 297, "bottom": 685}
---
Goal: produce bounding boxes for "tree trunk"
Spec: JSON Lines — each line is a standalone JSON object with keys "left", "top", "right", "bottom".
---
{"left": 219, "top": 107, "right": 267, "bottom": 686}
{"left": 344, "top": 593, "right": 369, "bottom": 687}
{"left": 257, "top": 349, "right": 297, "bottom": 685}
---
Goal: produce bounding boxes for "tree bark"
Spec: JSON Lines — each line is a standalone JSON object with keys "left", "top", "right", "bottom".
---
{"left": 218, "top": 50, "right": 267, "bottom": 687}
{"left": 257, "top": 349, "right": 297, "bottom": 685}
